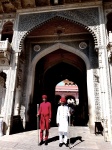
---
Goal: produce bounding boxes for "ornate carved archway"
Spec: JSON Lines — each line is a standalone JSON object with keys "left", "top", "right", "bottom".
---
{"left": 13, "top": 8, "right": 100, "bottom": 52}
{"left": 20, "top": 13, "right": 99, "bottom": 131}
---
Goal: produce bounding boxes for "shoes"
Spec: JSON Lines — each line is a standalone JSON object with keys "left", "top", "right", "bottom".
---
{"left": 45, "top": 140, "right": 48, "bottom": 145}
{"left": 59, "top": 143, "right": 63, "bottom": 147}
{"left": 65, "top": 143, "right": 69, "bottom": 147}
{"left": 38, "top": 140, "right": 43, "bottom": 146}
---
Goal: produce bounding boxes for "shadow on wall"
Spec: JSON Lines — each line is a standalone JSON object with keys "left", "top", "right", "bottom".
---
{"left": 3, "top": 121, "right": 8, "bottom": 135}
{"left": 10, "top": 115, "right": 24, "bottom": 134}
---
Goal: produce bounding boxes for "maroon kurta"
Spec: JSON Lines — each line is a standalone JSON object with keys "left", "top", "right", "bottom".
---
{"left": 38, "top": 102, "right": 51, "bottom": 130}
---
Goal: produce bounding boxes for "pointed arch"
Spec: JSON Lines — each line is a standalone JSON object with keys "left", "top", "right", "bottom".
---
{"left": 30, "top": 42, "right": 90, "bottom": 105}
{"left": 19, "top": 16, "right": 98, "bottom": 51}
{"left": 31, "top": 43, "right": 90, "bottom": 71}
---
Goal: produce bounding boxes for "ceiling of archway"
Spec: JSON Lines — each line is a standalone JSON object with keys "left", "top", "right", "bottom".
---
{"left": 44, "top": 62, "right": 85, "bottom": 88}
{"left": 42, "top": 49, "right": 86, "bottom": 73}
{"left": 35, "top": 49, "right": 86, "bottom": 87}
{"left": 28, "top": 17, "right": 89, "bottom": 37}
{"left": 26, "top": 17, "right": 93, "bottom": 43}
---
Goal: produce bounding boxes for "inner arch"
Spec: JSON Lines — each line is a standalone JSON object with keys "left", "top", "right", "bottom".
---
{"left": 28, "top": 49, "right": 88, "bottom": 129}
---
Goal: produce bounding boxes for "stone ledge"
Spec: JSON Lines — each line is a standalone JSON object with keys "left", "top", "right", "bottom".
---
{"left": 17, "top": 1, "right": 102, "bottom": 14}
{"left": 0, "top": 39, "right": 11, "bottom": 67}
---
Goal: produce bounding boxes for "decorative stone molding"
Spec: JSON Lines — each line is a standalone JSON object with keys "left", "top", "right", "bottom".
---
{"left": 2, "top": 13, "right": 16, "bottom": 20}
{"left": 14, "top": 8, "right": 99, "bottom": 52}
{"left": 2, "top": 19, "right": 14, "bottom": 26}
{"left": 17, "top": 56, "right": 24, "bottom": 88}
{"left": 33, "top": 45, "right": 41, "bottom": 52}
{"left": 104, "top": 2, "right": 112, "bottom": 10}
{"left": 93, "top": 69, "right": 101, "bottom": 121}
{"left": 79, "top": 42, "right": 87, "bottom": 50}
{"left": 0, "top": 0, "right": 102, "bottom": 14}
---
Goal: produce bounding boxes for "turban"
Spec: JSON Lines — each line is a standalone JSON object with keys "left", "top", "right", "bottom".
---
{"left": 42, "top": 95, "right": 47, "bottom": 99}
{"left": 60, "top": 97, "right": 66, "bottom": 103}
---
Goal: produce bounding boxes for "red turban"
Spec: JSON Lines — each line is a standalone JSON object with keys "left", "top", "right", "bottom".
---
{"left": 60, "top": 97, "right": 66, "bottom": 103}
{"left": 42, "top": 95, "right": 47, "bottom": 99}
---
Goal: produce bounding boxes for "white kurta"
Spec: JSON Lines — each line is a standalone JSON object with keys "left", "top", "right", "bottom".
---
{"left": 56, "top": 105, "right": 70, "bottom": 132}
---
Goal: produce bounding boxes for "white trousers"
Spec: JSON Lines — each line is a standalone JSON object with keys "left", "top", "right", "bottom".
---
{"left": 59, "top": 132, "right": 68, "bottom": 144}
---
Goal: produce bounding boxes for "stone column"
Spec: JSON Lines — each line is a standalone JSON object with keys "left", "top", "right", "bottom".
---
{"left": 96, "top": 7, "right": 112, "bottom": 141}
{"left": 107, "top": 41, "right": 112, "bottom": 143}
{"left": 96, "top": 45, "right": 112, "bottom": 141}
{"left": 87, "top": 69, "right": 95, "bottom": 133}
{"left": 98, "top": 46, "right": 111, "bottom": 141}
{"left": 14, "top": 87, "right": 21, "bottom": 115}
{"left": 108, "top": 32, "right": 112, "bottom": 94}
{"left": 3, "top": 52, "right": 19, "bottom": 135}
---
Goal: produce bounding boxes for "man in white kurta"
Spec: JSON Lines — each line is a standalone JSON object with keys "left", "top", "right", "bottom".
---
{"left": 56, "top": 97, "right": 70, "bottom": 147}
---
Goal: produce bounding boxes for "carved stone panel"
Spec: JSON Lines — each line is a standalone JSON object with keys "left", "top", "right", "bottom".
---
{"left": 93, "top": 69, "right": 101, "bottom": 121}
{"left": 15, "top": 8, "right": 100, "bottom": 51}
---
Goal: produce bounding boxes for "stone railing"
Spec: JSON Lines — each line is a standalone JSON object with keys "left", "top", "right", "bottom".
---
{"left": 0, "top": 39, "right": 11, "bottom": 67}
{"left": 0, "top": 39, "right": 11, "bottom": 52}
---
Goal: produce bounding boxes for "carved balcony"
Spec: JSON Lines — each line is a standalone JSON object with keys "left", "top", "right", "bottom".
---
{"left": 0, "top": 39, "right": 11, "bottom": 67}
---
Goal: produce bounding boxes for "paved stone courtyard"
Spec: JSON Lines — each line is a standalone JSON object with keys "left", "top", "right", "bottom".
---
{"left": 0, "top": 127, "right": 112, "bottom": 150}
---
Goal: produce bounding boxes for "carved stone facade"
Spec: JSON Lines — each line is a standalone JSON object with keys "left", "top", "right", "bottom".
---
{"left": 15, "top": 7, "right": 99, "bottom": 52}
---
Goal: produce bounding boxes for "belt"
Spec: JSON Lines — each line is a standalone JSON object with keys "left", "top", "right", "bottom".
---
{"left": 41, "top": 114, "right": 49, "bottom": 117}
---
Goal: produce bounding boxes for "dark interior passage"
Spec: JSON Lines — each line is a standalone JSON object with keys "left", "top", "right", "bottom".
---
{"left": 27, "top": 49, "right": 88, "bottom": 130}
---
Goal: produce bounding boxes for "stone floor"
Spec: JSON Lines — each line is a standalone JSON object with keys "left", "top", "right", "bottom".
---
{"left": 0, "top": 126, "right": 112, "bottom": 150}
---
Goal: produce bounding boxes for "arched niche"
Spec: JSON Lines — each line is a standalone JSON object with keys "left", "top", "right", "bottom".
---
{"left": 1, "top": 21, "right": 13, "bottom": 43}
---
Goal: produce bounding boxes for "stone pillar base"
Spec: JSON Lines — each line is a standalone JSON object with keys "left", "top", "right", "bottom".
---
{"left": 10, "top": 115, "right": 24, "bottom": 134}
{"left": 89, "top": 124, "right": 95, "bottom": 134}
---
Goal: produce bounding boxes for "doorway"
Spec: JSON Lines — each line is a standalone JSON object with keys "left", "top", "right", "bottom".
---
{"left": 28, "top": 49, "right": 88, "bottom": 130}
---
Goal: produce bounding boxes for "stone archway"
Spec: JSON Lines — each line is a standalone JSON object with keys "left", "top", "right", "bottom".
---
{"left": 19, "top": 14, "right": 98, "bottom": 132}
{"left": 15, "top": 8, "right": 99, "bottom": 52}
{"left": 24, "top": 43, "right": 95, "bottom": 131}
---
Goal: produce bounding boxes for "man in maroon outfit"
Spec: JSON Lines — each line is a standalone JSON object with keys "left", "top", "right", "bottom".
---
{"left": 37, "top": 95, "right": 51, "bottom": 146}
